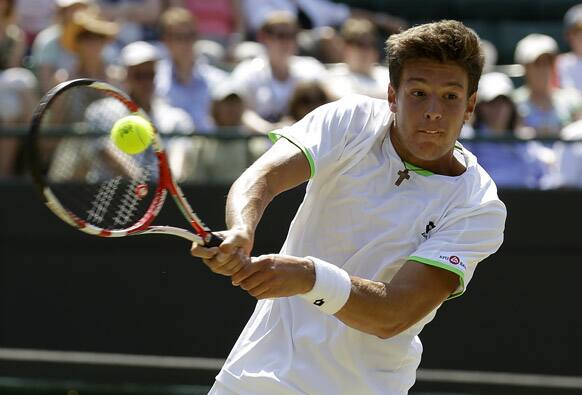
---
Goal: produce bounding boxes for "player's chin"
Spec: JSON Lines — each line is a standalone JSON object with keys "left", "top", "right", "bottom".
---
{"left": 410, "top": 141, "right": 448, "bottom": 162}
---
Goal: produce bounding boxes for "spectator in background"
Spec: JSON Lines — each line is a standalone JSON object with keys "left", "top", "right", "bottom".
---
{"left": 175, "top": 81, "right": 253, "bottom": 183}
{"left": 326, "top": 18, "right": 389, "bottom": 99}
{"left": 51, "top": 40, "right": 193, "bottom": 182}
{"left": 513, "top": 33, "right": 582, "bottom": 138}
{"left": 30, "top": 0, "right": 89, "bottom": 93}
{"left": 230, "top": 11, "right": 327, "bottom": 126}
{"left": 242, "top": 0, "right": 406, "bottom": 36}
{"left": 284, "top": 80, "right": 333, "bottom": 124}
{"left": 88, "top": 40, "right": 193, "bottom": 135}
{"left": 0, "top": 0, "right": 26, "bottom": 69}
{"left": 16, "top": 0, "right": 56, "bottom": 47}
{"left": 553, "top": 119, "right": 582, "bottom": 188}
{"left": 170, "top": 0, "right": 246, "bottom": 48}
{"left": 557, "top": 4, "right": 582, "bottom": 92}
{"left": 0, "top": 68, "right": 38, "bottom": 177}
{"left": 156, "top": 7, "right": 227, "bottom": 132}
{"left": 466, "top": 72, "right": 555, "bottom": 189}
{"left": 96, "top": 0, "right": 162, "bottom": 45}
{"left": 62, "top": 9, "right": 118, "bottom": 81}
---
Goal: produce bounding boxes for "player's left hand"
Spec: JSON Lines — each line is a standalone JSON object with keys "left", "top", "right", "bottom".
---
{"left": 231, "top": 254, "right": 315, "bottom": 299}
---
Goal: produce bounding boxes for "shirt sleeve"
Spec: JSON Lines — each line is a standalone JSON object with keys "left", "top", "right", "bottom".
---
{"left": 408, "top": 201, "right": 507, "bottom": 299}
{"left": 268, "top": 96, "right": 369, "bottom": 179}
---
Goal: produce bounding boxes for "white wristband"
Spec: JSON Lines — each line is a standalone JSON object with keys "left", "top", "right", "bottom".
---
{"left": 299, "top": 256, "right": 351, "bottom": 315}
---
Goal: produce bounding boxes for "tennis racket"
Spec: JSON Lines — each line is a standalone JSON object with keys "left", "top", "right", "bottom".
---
{"left": 27, "top": 78, "right": 222, "bottom": 246}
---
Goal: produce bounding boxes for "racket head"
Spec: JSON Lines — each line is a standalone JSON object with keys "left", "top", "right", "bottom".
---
{"left": 27, "top": 79, "right": 174, "bottom": 239}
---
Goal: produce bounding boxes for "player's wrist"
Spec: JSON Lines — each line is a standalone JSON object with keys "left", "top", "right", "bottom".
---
{"left": 299, "top": 256, "right": 352, "bottom": 315}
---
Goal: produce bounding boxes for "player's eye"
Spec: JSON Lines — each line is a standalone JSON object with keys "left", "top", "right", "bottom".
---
{"left": 411, "top": 90, "right": 425, "bottom": 97}
{"left": 444, "top": 93, "right": 458, "bottom": 100}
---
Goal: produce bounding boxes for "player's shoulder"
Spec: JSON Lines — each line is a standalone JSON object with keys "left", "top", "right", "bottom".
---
{"left": 330, "top": 94, "right": 389, "bottom": 116}
{"left": 458, "top": 145, "right": 507, "bottom": 214}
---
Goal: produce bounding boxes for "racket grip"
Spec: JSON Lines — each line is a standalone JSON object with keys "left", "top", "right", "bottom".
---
{"left": 205, "top": 232, "right": 223, "bottom": 248}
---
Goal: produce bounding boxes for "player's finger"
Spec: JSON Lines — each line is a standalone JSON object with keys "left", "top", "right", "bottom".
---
{"left": 247, "top": 283, "right": 272, "bottom": 299}
{"left": 231, "top": 260, "right": 264, "bottom": 286}
{"left": 238, "top": 270, "right": 271, "bottom": 291}
{"left": 191, "top": 243, "right": 219, "bottom": 259}
{"left": 212, "top": 251, "right": 248, "bottom": 276}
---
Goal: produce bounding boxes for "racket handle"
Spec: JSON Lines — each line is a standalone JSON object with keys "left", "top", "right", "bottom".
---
{"left": 205, "top": 232, "right": 223, "bottom": 248}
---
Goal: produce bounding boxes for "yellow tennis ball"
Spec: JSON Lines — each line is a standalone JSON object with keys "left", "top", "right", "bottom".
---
{"left": 110, "top": 114, "right": 154, "bottom": 155}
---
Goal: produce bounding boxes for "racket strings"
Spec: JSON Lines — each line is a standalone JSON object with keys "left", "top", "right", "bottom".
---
{"left": 36, "top": 84, "right": 159, "bottom": 231}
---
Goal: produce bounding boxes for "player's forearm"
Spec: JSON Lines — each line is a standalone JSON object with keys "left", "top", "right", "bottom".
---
{"left": 225, "top": 167, "right": 273, "bottom": 236}
{"left": 334, "top": 277, "right": 415, "bottom": 339}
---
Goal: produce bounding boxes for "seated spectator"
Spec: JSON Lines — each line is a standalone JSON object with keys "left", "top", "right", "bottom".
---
{"left": 156, "top": 7, "right": 227, "bottom": 132}
{"left": 61, "top": 9, "right": 118, "bottom": 81}
{"left": 170, "top": 0, "right": 246, "bottom": 47}
{"left": 175, "top": 81, "right": 254, "bottom": 183}
{"left": 552, "top": 120, "right": 582, "bottom": 188}
{"left": 242, "top": 0, "right": 406, "bottom": 36}
{"left": 0, "top": 67, "right": 38, "bottom": 177}
{"left": 557, "top": 4, "right": 582, "bottom": 92}
{"left": 30, "top": 0, "right": 89, "bottom": 93}
{"left": 297, "top": 26, "right": 344, "bottom": 64}
{"left": 325, "top": 18, "right": 389, "bottom": 99}
{"left": 16, "top": 0, "right": 56, "bottom": 47}
{"left": 465, "top": 72, "right": 555, "bottom": 189}
{"left": 512, "top": 33, "right": 582, "bottom": 138}
{"left": 96, "top": 0, "right": 162, "bottom": 45}
{"left": 230, "top": 11, "right": 327, "bottom": 124}
{"left": 0, "top": 0, "right": 26, "bottom": 70}
{"left": 49, "top": 40, "right": 193, "bottom": 182}
{"left": 284, "top": 80, "right": 333, "bottom": 123}
{"left": 89, "top": 40, "right": 193, "bottom": 135}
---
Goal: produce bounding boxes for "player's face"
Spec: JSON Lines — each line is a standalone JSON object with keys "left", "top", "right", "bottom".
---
{"left": 388, "top": 58, "right": 476, "bottom": 168}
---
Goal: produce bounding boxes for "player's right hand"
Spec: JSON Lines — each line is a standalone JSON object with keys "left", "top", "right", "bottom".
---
{"left": 191, "top": 227, "right": 254, "bottom": 276}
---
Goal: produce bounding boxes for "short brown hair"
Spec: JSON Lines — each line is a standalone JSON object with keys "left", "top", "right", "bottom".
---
{"left": 386, "top": 20, "right": 484, "bottom": 95}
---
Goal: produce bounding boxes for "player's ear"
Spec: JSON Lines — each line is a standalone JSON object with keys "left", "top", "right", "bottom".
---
{"left": 464, "top": 91, "right": 477, "bottom": 122}
{"left": 388, "top": 83, "right": 398, "bottom": 113}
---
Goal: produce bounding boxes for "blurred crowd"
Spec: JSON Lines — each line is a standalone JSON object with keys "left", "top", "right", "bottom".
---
{"left": 1, "top": 0, "right": 582, "bottom": 188}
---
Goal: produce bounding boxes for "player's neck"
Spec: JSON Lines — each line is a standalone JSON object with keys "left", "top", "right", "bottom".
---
{"left": 389, "top": 125, "right": 465, "bottom": 177}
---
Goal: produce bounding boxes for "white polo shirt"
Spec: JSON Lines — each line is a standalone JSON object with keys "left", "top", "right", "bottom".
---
{"left": 216, "top": 95, "right": 506, "bottom": 395}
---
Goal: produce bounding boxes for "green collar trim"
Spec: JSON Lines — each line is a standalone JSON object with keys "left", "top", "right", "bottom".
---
{"left": 402, "top": 144, "right": 464, "bottom": 177}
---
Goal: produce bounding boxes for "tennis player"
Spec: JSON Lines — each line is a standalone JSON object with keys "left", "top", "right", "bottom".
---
{"left": 192, "top": 20, "right": 507, "bottom": 395}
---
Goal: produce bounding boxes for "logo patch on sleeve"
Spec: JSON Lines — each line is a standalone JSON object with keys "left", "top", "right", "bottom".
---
{"left": 439, "top": 255, "right": 466, "bottom": 269}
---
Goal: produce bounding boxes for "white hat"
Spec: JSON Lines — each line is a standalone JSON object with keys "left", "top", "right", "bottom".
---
{"left": 211, "top": 80, "right": 243, "bottom": 101}
{"left": 564, "top": 4, "right": 582, "bottom": 31}
{"left": 55, "top": 0, "right": 89, "bottom": 8}
{"left": 477, "top": 72, "right": 514, "bottom": 103}
{"left": 120, "top": 41, "right": 160, "bottom": 67}
{"left": 514, "top": 34, "right": 558, "bottom": 65}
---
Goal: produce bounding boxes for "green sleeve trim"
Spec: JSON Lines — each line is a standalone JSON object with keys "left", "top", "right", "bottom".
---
{"left": 268, "top": 130, "right": 315, "bottom": 178}
{"left": 408, "top": 256, "right": 465, "bottom": 299}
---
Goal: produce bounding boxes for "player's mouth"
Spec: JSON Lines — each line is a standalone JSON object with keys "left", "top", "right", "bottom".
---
{"left": 418, "top": 129, "right": 443, "bottom": 135}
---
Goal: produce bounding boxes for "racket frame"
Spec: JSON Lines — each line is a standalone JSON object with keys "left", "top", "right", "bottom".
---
{"left": 28, "top": 78, "right": 218, "bottom": 245}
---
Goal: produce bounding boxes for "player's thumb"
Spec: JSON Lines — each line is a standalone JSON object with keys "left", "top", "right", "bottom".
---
{"left": 216, "top": 231, "right": 244, "bottom": 255}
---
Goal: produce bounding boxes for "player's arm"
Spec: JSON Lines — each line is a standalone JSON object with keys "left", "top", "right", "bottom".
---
{"left": 231, "top": 255, "right": 458, "bottom": 339}
{"left": 190, "top": 138, "right": 311, "bottom": 274}
{"left": 334, "top": 261, "right": 458, "bottom": 339}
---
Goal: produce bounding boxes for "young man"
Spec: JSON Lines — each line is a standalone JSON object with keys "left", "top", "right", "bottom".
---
{"left": 192, "top": 20, "right": 507, "bottom": 395}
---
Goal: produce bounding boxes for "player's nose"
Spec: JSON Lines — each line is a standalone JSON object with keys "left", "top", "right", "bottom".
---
{"left": 424, "top": 98, "right": 443, "bottom": 121}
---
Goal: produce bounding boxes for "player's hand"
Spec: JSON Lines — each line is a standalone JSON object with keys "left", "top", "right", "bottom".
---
{"left": 230, "top": 254, "right": 316, "bottom": 299}
{"left": 191, "top": 227, "right": 254, "bottom": 276}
